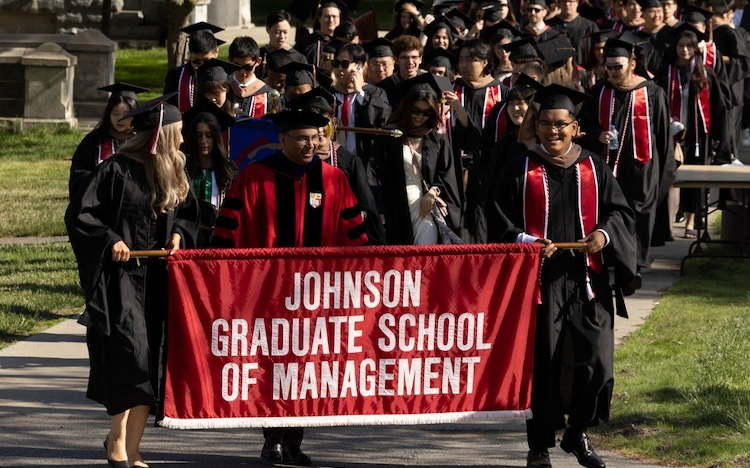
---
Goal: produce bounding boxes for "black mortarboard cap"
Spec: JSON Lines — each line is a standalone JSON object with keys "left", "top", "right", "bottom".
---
{"left": 98, "top": 82, "right": 149, "bottom": 101}
{"left": 281, "top": 61, "right": 316, "bottom": 87}
{"left": 636, "top": 0, "right": 662, "bottom": 9}
{"left": 180, "top": 21, "right": 224, "bottom": 36}
{"left": 397, "top": 72, "right": 454, "bottom": 96}
{"left": 482, "top": 4, "right": 505, "bottom": 22}
{"left": 536, "top": 34, "right": 576, "bottom": 68}
{"left": 603, "top": 36, "right": 641, "bottom": 58}
{"left": 182, "top": 96, "right": 237, "bottom": 132}
{"left": 287, "top": 87, "right": 336, "bottom": 114}
{"left": 534, "top": 83, "right": 590, "bottom": 116}
{"left": 509, "top": 72, "right": 544, "bottom": 100}
{"left": 670, "top": 22, "right": 710, "bottom": 42}
{"left": 503, "top": 36, "right": 540, "bottom": 61}
{"left": 266, "top": 48, "right": 306, "bottom": 72}
{"left": 480, "top": 20, "right": 525, "bottom": 43}
{"left": 585, "top": 28, "right": 614, "bottom": 44}
{"left": 121, "top": 93, "right": 183, "bottom": 155}
{"left": 444, "top": 7, "right": 476, "bottom": 33}
{"left": 527, "top": 0, "right": 548, "bottom": 7}
{"left": 363, "top": 37, "right": 394, "bottom": 58}
{"left": 395, "top": 0, "right": 425, "bottom": 11}
{"left": 422, "top": 47, "right": 457, "bottom": 70}
{"left": 197, "top": 59, "right": 241, "bottom": 84}
{"left": 264, "top": 109, "right": 331, "bottom": 131}
{"left": 684, "top": 5, "right": 714, "bottom": 24}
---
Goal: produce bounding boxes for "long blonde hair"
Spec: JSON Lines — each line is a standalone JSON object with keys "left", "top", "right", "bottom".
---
{"left": 119, "top": 122, "right": 190, "bottom": 216}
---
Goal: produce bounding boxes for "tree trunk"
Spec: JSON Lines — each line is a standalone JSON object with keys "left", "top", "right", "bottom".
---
{"left": 165, "top": 0, "right": 199, "bottom": 69}
{"left": 101, "top": 0, "right": 112, "bottom": 37}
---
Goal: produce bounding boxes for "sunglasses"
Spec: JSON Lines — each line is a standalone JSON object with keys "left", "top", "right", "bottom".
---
{"left": 605, "top": 63, "right": 626, "bottom": 70}
{"left": 232, "top": 63, "right": 255, "bottom": 72}
{"left": 528, "top": 7, "right": 545, "bottom": 12}
{"left": 411, "top": 108, "right": 435, "bottom": 117}
{"left": 191, "top": 59, "right": 206, "bottom": 66}
{"left": 332, "top": 59, "right": 353, "bottom": 68}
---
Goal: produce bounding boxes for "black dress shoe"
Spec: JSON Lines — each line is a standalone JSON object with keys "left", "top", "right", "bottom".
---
{"left": 527, "top": 449, "right": 552, "bottom": 467}
{"left": 560, "top": 430, "right": 605, "bottom": 468}
{"left": 104, "top": 436, "right": 130, "bottom": 468}
{"left": 260, "top": 438, "right": 283, "bottom": 464}
{"left": 282, "top": 444, "right": 312, "bottom": 466}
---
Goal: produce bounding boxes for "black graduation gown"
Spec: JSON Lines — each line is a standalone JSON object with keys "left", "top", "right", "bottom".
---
{"left": 713, "top": 24, "right": 750, "bottom": 153}
{"left": 580, "top": 78, "right": 675, "bottom": 269}
{"left": 295, "top": 32, "right": 332, "bottom": 67}
{"left": 488, "top": 149, "right": 637, "bottom": 443}
{"left": 69, "top": 128, "right": 125, "bottom": 200}
{"left": 65, "top": 154, "right": 199, "bottom": 415}
{"left": 163, "top": 64, "right": 196, "bottom": 110}
{"left": 451, "top": 77, "right": 509, "bottom": 243}
{"left": 548, "top": 15, "right": 600, "bottom": 69}
{"left": 323, "top": 145, "right": 387, "bottom": 245}
{"left": 256, "top": 46, "right": 308, "bottom": 79}
{"left": 655, "top": 65, "right": 728, "bottom": 213}
{"left": 375, "top": 73, "right": 405, "bottom": 109}
{"left": 372, "top": 131, "right": 462, "bottom": 245}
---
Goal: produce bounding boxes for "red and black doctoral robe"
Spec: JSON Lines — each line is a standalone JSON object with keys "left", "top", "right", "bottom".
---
{"left": 212, "top": 151, "right": 368, "bottom": 248}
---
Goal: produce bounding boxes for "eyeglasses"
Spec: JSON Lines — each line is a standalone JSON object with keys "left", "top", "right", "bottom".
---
{"left": 537, "top": 120, "right": 576, "bottom": 131}
{"left": 528, "top": 7, "right": 545, "bottom": 13}
{"left": 232, "top": 63, "right": 255, "bottom": 72}
{"left": 285, "top": 134, "right": 321, "bottom": 145}
{"left": 370, "top": 61, "right": 392, "bottom": 69}
{"left": 605, "top": 63, "right": 626, "bottom": 70}
{"left": 411, "top": 108, "right": 435, "bottom": 117}
{"left": 331, "top": 59, "right": 353, "bottom": 68}
{"left": 399, "top": 54, "right": 421, "bottom": 62}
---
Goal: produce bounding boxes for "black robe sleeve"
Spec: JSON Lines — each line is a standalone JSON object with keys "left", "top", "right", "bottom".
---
{"left": 69, "top": 129, "right": 103, "bottom": 200}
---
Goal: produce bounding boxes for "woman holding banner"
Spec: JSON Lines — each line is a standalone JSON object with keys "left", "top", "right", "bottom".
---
{"left": 65, "top": 95, "right": 198, "bottom": 468}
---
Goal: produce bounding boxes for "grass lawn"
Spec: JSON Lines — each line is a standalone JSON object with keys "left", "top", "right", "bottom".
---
{"left": 597, "top": 258, "right": 750, "bottom": 468}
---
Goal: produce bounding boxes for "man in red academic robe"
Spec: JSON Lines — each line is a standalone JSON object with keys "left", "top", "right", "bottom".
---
{"left": 212, "top": 109, "right": 368, "bottom": 466}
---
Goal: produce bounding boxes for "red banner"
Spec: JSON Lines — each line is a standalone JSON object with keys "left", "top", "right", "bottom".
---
{"left": 161, "top": 244, "right": 541, "bottom": 429}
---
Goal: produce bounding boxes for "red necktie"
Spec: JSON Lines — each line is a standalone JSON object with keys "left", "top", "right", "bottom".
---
{"left": 341, "top": 93, "right": 351, "bottom": 127}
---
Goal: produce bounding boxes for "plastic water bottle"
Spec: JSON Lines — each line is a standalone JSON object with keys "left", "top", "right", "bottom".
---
{"left": 608, "top": 125, "right": 619, "bottom": 150}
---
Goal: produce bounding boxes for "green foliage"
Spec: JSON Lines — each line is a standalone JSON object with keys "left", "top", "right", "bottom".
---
{"left": 0, "top": 243, "right": 82, "bottom": 348}
{"left": 599, "top": 258, "right": 750, "bottom": 468}
{"left": 115, "top": 47, "right": 169, "bottom": 103}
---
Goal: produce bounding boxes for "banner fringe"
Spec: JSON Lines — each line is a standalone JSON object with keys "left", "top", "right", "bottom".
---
{"left": 159, "top": 410, "right": 532, "bottom": 430}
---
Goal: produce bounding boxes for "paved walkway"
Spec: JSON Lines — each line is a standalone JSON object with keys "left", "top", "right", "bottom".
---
{"left": 0, "top": 228, "right": 694, "bottom": 468}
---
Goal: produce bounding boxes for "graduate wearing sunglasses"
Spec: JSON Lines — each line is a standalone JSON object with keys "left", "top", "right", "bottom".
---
{"left": 371, "top": 73, "right": 461, "bottom": 245}
{"left": 227, "top": 36, "right": 275, "bottom": 117}
{"left": 580, "top": 36, "right": 675, "bottom": 273}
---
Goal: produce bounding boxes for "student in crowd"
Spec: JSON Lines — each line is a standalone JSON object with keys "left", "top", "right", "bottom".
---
{"left": 228, "top": 36, "right": 275, "bottom": 118}
{"left": 66, "top": 94, "right": 198, "bottom": 468}
{"left": 377, "top": 34, "right": 426, "bottom": 107}
{"left": 295, "top": 1, "right": 346, "bottom": 67}
{"left": 196, "top": 59, "right": 242, "bottom": 117}
{"left": 164, "top": 22, "right": 223, "bottom": 112}
{"left": 488, "top": 83, "right": 638, "bottom": 468}
{"left": 182, "top": 98, "right": 239, "bottom": 247}
{"left": 386, "top": 0, "right": 426, "bottom": 40}
{"left": 257, "top": 10, "right": 307, "bottom": 80}
{"left": 364, "top": 38, "right": 395, "bottom": 85}
{"left": 580, "top": 37, "right": 675, "bottom": 273}
{"left": 69, "top": 82, "right": 147, "bottom": 199}
{"left": 373, "top": 73, "right": 462, "bottom": 245}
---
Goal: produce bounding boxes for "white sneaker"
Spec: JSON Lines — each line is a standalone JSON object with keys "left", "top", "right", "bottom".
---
{"left": 742, "top": 129, "right": 750, "bottom": 147}
{"left": 730, "top": 158, "right": 745, "bottom": 166}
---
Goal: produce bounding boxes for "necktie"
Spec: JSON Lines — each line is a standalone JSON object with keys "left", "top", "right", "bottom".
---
{"left": 339, "top": 93, "right": 351, "bottom": 148}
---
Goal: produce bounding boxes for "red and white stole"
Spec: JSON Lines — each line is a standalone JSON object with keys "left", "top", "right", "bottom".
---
{"left": 598, "top": 81, "right": 652, "bottom": 176}
{"left": 453, "top": 82, "right": 502, "bottom": 128}
{"left": 494, "top": 103, "right": 508, "bottom": 140}
{"left": 702, "top": 42, "right": 716, "bottom": 70}
{"left": 96, "top": 138, "right": 115, "bottom": 164}
{"left": 249, "top": 93, "right": 268, "bottom": 118}
{"left": 667, "top": 64, "right": 711, "bottom": 135}
{"left": 177, "top": 67, "right": 194, "bottom": 113}
{"left": 523, "top": 156, "right": 603, "bottom": 299}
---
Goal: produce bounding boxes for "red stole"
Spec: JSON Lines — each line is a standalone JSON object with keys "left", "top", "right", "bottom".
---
{"left": 454, "top": 82, "right": 502, "bottom": 128}
{"left": 494, "top": 103, "right": 508, "bottom": 140}
{"left": 598, "top": 82, "right": 652, "bottom": 175}
{"left": 97, "top": 138, "right": 115, "bottom": 164}
{"left": 178, "top": 67, "right": 194, "bottom": 113}
{"left": 703, "top": 42, "right": 716, "bottom": 70}
{"left": 523, "top": 156, "right": 603, "bottom": 299}
{"left": 667, "top": 65, "right": 711, "bottom": 136}
{"left": 249, "top": 93, "right": 268, "bottom": 118}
